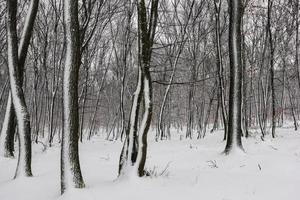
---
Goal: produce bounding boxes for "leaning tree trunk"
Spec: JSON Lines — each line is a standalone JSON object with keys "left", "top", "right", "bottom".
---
{"left": 224, "top": 0, "right": 244, "bottom": 154}
{"left": 0, "top": 0, "right": 39, "bottom": 158}
{"left": 61, "top": 0, "right": 85, "bottom": 193}
{"left": 6, "top": 0, "right": 33, "bottom": 178}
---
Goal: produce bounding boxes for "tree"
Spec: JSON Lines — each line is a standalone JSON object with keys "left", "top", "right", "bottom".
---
{"left": 5, "top": 0, "right": 36, "bottom": 178}
{"left": 224, "top": 0, "right": 244, "bottom": 154}
{"left": 61, "top": 0, "right": 85, "bottom": 193}
{"left": 213, "top": 0, "right": 228, "bottom": 140}
{"left": 119, "top": 0, "right": 159, "bottom": 177}
{"left": 0, "top": 0, "right": 39, "bottom": 158}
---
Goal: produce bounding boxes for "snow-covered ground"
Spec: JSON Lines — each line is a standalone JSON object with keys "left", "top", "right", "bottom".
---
{"left": 0, "top": 127, "right": 299, "bottom": 200}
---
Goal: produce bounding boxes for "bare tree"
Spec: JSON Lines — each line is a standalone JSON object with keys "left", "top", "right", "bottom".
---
{"left": 5, "top": 0, "right": 38, "bottom": 178}
{"left": 119, "top": 0, "right": 159, "bottom": 177}
{"left": 0, "top": 0, "right": 39, "bottom": 158}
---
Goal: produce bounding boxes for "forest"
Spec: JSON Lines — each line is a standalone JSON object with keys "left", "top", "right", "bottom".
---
{"left": 0, "top": 0, "right": 299, "bottom": 199}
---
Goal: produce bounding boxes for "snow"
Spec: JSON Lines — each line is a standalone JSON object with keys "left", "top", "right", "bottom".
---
{"left": 0, "top": 127, "right": 299, "bottom": 200}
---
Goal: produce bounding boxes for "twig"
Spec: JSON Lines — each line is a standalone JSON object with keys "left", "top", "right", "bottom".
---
{"left": 160, "top": 161, "right": 172, "bottom": 176}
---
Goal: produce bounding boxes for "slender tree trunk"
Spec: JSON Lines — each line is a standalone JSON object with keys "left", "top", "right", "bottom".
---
{"left": 119, "top": 66, "right": 126, "bottom": 140}
{"left": 119, "top": 2, "right": 133, "bottom": 141}
{"left": 87, "top": 63, "right": 109, "bottom": 139}
{"left": 285, "top": 72, "right": 298, "bottom": 131}
{"left": 214, "top": 0, "right": 228, "bottom": 140}
{"left": 280, "top": 65, "right": 285, "bottom": 126}
{"left": 0, "top": 95, "right": 16, "bottom": 157}
{"left": 158, "top": 44, "right": 184, "bottom": 140}
{"left": 267, "top": 0, "right": 276, "bottom": 138}
{"left": 211, "top": 99, "right": 220, "bottom": 133}
{"left": 186, "top": 72, "right": 195, "bottom": 139}
{"left": 0, "top": 78, "right": 8, "bottom": 112}
{"left": 295, "top": 0, "right": 300, "bottom": 91}
{"left": 118, "top": 67, "right": 142, "bottom": 176}
{"left": 80, "top": 62, "right": 89, "bottom": 142}
{"left": 241, "top": 13, "right": 249, "bottom": 138}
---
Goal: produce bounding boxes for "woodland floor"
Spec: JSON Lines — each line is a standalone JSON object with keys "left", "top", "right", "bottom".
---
{"left": 0, "top": 125, "right": 299, "bottom": 200}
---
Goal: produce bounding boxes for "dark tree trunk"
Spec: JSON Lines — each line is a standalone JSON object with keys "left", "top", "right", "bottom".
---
{"left": 267, "top": 0, "right": 276, "bottom": 138}
{"left": 224, "top": 0, "right": 244, "bottom": 154}
{"left": 295, "top": 0, "right": 300, "bottom": 91}
{"left": 61, "top": 0, "right": 85, "bottom": 193}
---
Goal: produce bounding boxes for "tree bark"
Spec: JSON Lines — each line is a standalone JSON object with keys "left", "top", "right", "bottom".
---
{"left": 6, "top": 0, "right": 33, "bottom": 178}
{"left": 0, "top": 0, "right": 39, "bottom": 158}
{"left": 214, "top": 0, "right": 228, "bottom": 140}
{"left": 61, "top": 0, "right": 85, "bottom": 193}
{"left": 224, "top": 0, "right": 244, "bottom": 154}
{"left": 267, "top": 0, "right": 276, "bottom": 138}
{"left": 119, "top": 0, "right": 159, "bottom": 177}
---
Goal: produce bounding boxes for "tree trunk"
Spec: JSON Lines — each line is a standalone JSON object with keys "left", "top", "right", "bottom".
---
{"left": 0, "top": 95, "right": 16, "bottom": 157}
{"left": 61, "top": 0, "right": 85, "bottom": 193}
{"left": 224, "top": 0, "right": 244, "bottom": 154}
{"left": 0, "top": 0, "right": 39, "bottom": 158}
{"left": 295, "top": 0, "right": 300, "bottom": 91}
{"left": 214, "top": 0, "right": 228, "bottom": 140}
{"left": 267, "top": 0, "right": 276, "bottom": 138}
{"left": 119, "top": 0, "right": 159, "bottom": 177}
{"left": 6, "top": 0, "right": 33, "bottom": 178}
{"left": 118, "top": 67, "right": 142, "bottom": 176}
